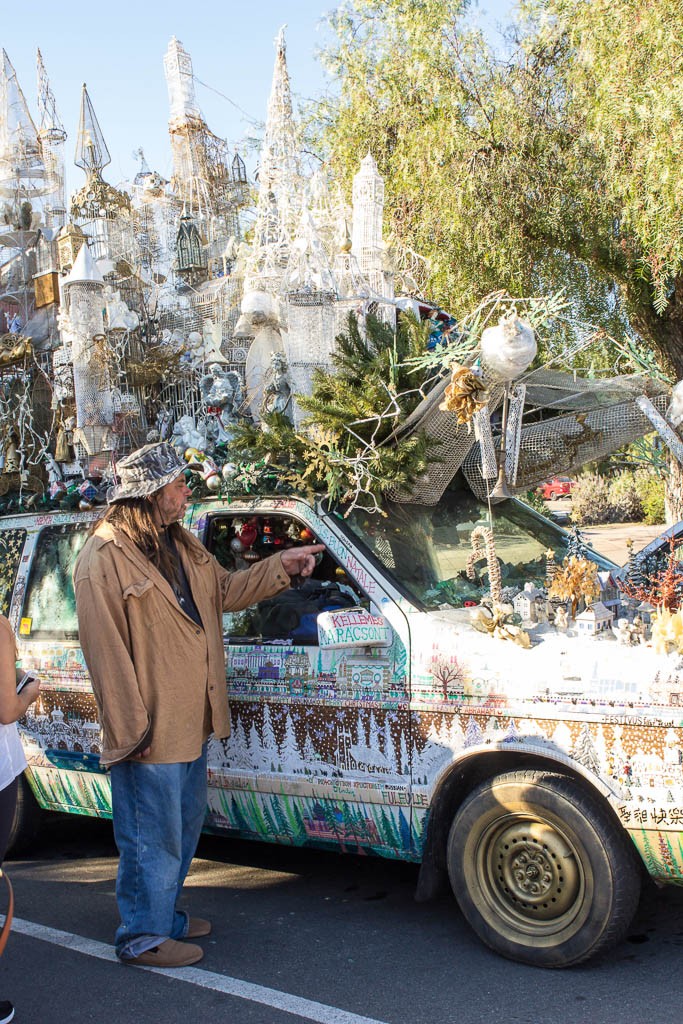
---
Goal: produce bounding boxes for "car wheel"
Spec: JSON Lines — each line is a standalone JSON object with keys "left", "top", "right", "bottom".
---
{"left": 5, "top": 773, "right": 44, "bottom": 857}
{"left": 547, "top": 490, "right": 558, "bottom": 500}
{"left": 446, "top": 770, "right": 641, "bottom": 967}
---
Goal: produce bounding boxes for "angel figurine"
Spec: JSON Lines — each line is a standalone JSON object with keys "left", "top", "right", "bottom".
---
{"left": 261, "top": 352, "right": 292, "bottom": 417}
{"left": 171, "top": 415, "right": 206, "bottom": 452}
{"left": 199, "top": 365, "right": 243, "bottom": 443}
{"left": 554, "top": 606, "right": 568, "bottom": 632}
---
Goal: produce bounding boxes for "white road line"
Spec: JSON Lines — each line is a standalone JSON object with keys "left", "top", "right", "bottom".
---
{"left": 6, "top": 915, "right": 389, "bottom": 1024}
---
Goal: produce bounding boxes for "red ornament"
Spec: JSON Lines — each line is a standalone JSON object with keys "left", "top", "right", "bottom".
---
{"left": 300, "top": 527, "right": 314, "bottom": 541}
{"left": 239, "top": 523, "right": 258, "bottom": 547}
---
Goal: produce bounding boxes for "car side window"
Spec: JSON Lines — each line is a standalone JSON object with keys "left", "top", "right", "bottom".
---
{"left": 208, "top": 514, "right": 366, "bottom": 644}
{"left": 21, "top": 524, "right": 89, "bottom": 639}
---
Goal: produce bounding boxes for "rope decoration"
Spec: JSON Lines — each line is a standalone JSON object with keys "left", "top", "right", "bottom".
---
{"left": 466, "top": 525, "right": 530, "bottom": 646}
{"left": 466, "top": 525, "right": 502, "bottom": 604}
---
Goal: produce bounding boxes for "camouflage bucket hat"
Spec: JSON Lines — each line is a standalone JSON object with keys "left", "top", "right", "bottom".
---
{"left": 107, "top": 442, "right": 186, "bottom": 503}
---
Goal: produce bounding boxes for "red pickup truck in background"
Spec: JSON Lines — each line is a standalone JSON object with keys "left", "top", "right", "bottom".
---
{"left": 539, "top": 476, "right": 576, "bottom": 500}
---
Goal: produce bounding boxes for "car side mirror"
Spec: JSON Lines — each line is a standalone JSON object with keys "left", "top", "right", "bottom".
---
{"left": 317, "top": 607, "right": 393, "bottom": 649}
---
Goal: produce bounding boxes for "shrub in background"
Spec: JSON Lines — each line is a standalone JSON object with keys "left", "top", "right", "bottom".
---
{"left": 571, "top": 468, "right": 665, "bottom": 525}
{"left": 608, "top": 471, "right": 643, "bottom": 521}
{"left": 570, "top": 472, "right": 614, "bottom": 525}
{"left": 636, "top": 471, "right": 665, "bottom": 524}
{"left": 519, "top": 488, "right": 549, "bottom": 516}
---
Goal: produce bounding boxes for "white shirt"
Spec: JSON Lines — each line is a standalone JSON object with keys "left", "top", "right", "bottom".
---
{"left": 0, "top": 721, "right": 26, "bottom": 791}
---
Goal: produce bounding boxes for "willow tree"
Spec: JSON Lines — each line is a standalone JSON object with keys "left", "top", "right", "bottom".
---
{"left": 318, "top": 0, "right": 683, "bottom": 378}
{"left": 541, "top": 0, "right": 683, "bottom": 375}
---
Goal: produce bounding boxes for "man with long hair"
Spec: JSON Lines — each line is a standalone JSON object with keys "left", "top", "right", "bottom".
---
{"left": 74, "top": 442, "right": 322, "bottom": 968}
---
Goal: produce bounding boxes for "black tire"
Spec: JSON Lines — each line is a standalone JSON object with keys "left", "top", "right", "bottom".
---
{"left": 447, "top": 770, "right": 641, "bottom": 967}
{"left": 5, "top": 773, "right": 44, "bottom": 858}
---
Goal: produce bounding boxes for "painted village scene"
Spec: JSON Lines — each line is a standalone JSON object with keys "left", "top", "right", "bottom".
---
{"left": 4, "top": 27, "right": 683, "bottom": 888}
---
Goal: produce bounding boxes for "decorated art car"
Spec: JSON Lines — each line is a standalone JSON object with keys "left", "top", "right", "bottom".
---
{"left": 6, "top": 479, "right": 683, "bottom": 968}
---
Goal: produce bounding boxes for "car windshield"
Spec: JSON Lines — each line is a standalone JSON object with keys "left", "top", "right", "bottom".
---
{"left": 336, "top": 477, "right": 614, "bottom": 610}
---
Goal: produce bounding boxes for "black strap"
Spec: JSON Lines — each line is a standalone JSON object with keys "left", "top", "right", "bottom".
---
{"left": 0, "top": 868, "right": 14, "bottom": 957}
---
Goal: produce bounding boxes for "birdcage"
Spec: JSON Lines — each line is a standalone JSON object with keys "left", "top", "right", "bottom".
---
{"left": 389, "top": 367, "right": 671, "bottom": 505}
{"left": 462, "top": 385, "right": 672, "bottom": 501}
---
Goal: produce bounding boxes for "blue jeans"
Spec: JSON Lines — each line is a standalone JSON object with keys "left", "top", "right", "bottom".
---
{"left": 110, "top": 745, "right": 207, "bottom": 959}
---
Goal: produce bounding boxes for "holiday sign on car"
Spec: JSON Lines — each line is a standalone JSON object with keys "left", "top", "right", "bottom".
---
{"left": 317, "top": 608, "right": 393, "bottom": 649}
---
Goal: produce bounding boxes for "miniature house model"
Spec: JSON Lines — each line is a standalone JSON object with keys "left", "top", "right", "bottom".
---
{"left": 597, "top": 571, "right": 622, "bottom": 620}
{"left": 513, "top": 583, "right": 544, "bottom": 623}
{"left": 575, "top": 601, "right": 614, "bottom": 636}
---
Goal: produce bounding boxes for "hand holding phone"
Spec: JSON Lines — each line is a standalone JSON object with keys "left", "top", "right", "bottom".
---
{"left": 16, "top": 672, "right": 37, "bottom": 694}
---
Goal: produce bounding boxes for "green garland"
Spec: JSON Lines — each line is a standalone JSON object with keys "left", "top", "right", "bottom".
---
{"left": 225, "top": 312, "right": 435, "bottom": 511}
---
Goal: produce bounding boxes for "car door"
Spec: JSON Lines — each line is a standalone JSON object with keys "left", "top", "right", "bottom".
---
{"left": 193, "top": 500, "right": 415, "bottom": 858}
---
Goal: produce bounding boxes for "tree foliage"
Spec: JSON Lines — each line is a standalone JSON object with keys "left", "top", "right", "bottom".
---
{"left": 546, "top": 0, "right": 683, "bottom": 312}
{"left": 317, "top": 0, "right": 683, "bottom": 376}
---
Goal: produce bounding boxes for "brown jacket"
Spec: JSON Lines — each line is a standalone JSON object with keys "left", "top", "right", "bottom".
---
{"left": 74, "top": 521, "right": 289, "bottom": 766}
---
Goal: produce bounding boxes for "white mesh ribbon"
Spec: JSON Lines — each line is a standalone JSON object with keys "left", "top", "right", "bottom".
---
{"left": 505, "top": 383, "right": 526, "bottom": 486}
{"left": 473, "top": 405, "right": 497, "bottom": 480}
{"left": 463, "top": 391, "right": 672, "bottom": 499}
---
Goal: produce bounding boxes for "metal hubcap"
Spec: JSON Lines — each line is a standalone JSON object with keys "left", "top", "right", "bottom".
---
{"left": 480, "top": 817, "right": 583, "bottom": 928}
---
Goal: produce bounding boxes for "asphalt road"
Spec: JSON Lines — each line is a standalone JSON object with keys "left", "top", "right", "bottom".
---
{"left": 543, "top": 499, "right": 664, "bottom": 566}
{"left": 2, "top": 814, "right": 683, "bottom": 1024}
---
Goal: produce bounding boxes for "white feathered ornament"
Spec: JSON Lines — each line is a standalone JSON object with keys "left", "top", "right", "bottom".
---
{"left": 480, "top": 312, "right": 537, "bottom": 382}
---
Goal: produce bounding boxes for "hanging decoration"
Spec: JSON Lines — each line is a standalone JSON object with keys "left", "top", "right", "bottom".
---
{"left": 504, "top": 383, "right": 526, "bottom": 486}
{"left": 478, "top": 313, "right": 537, "bottom": 499}
{"left": 635, "top": 394, "right": 683, "bottom": 466}
{"left": 438, "top": 364, "right": 488, "bottom": 425}
{"left": 666, "top": 380, "right": 683, "bottom": 427}
{"left": 480, "top": 313, "right": 537, "bottom": 381}
{"left": 472, "top": 404, "right": 497, "bottom": 481}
